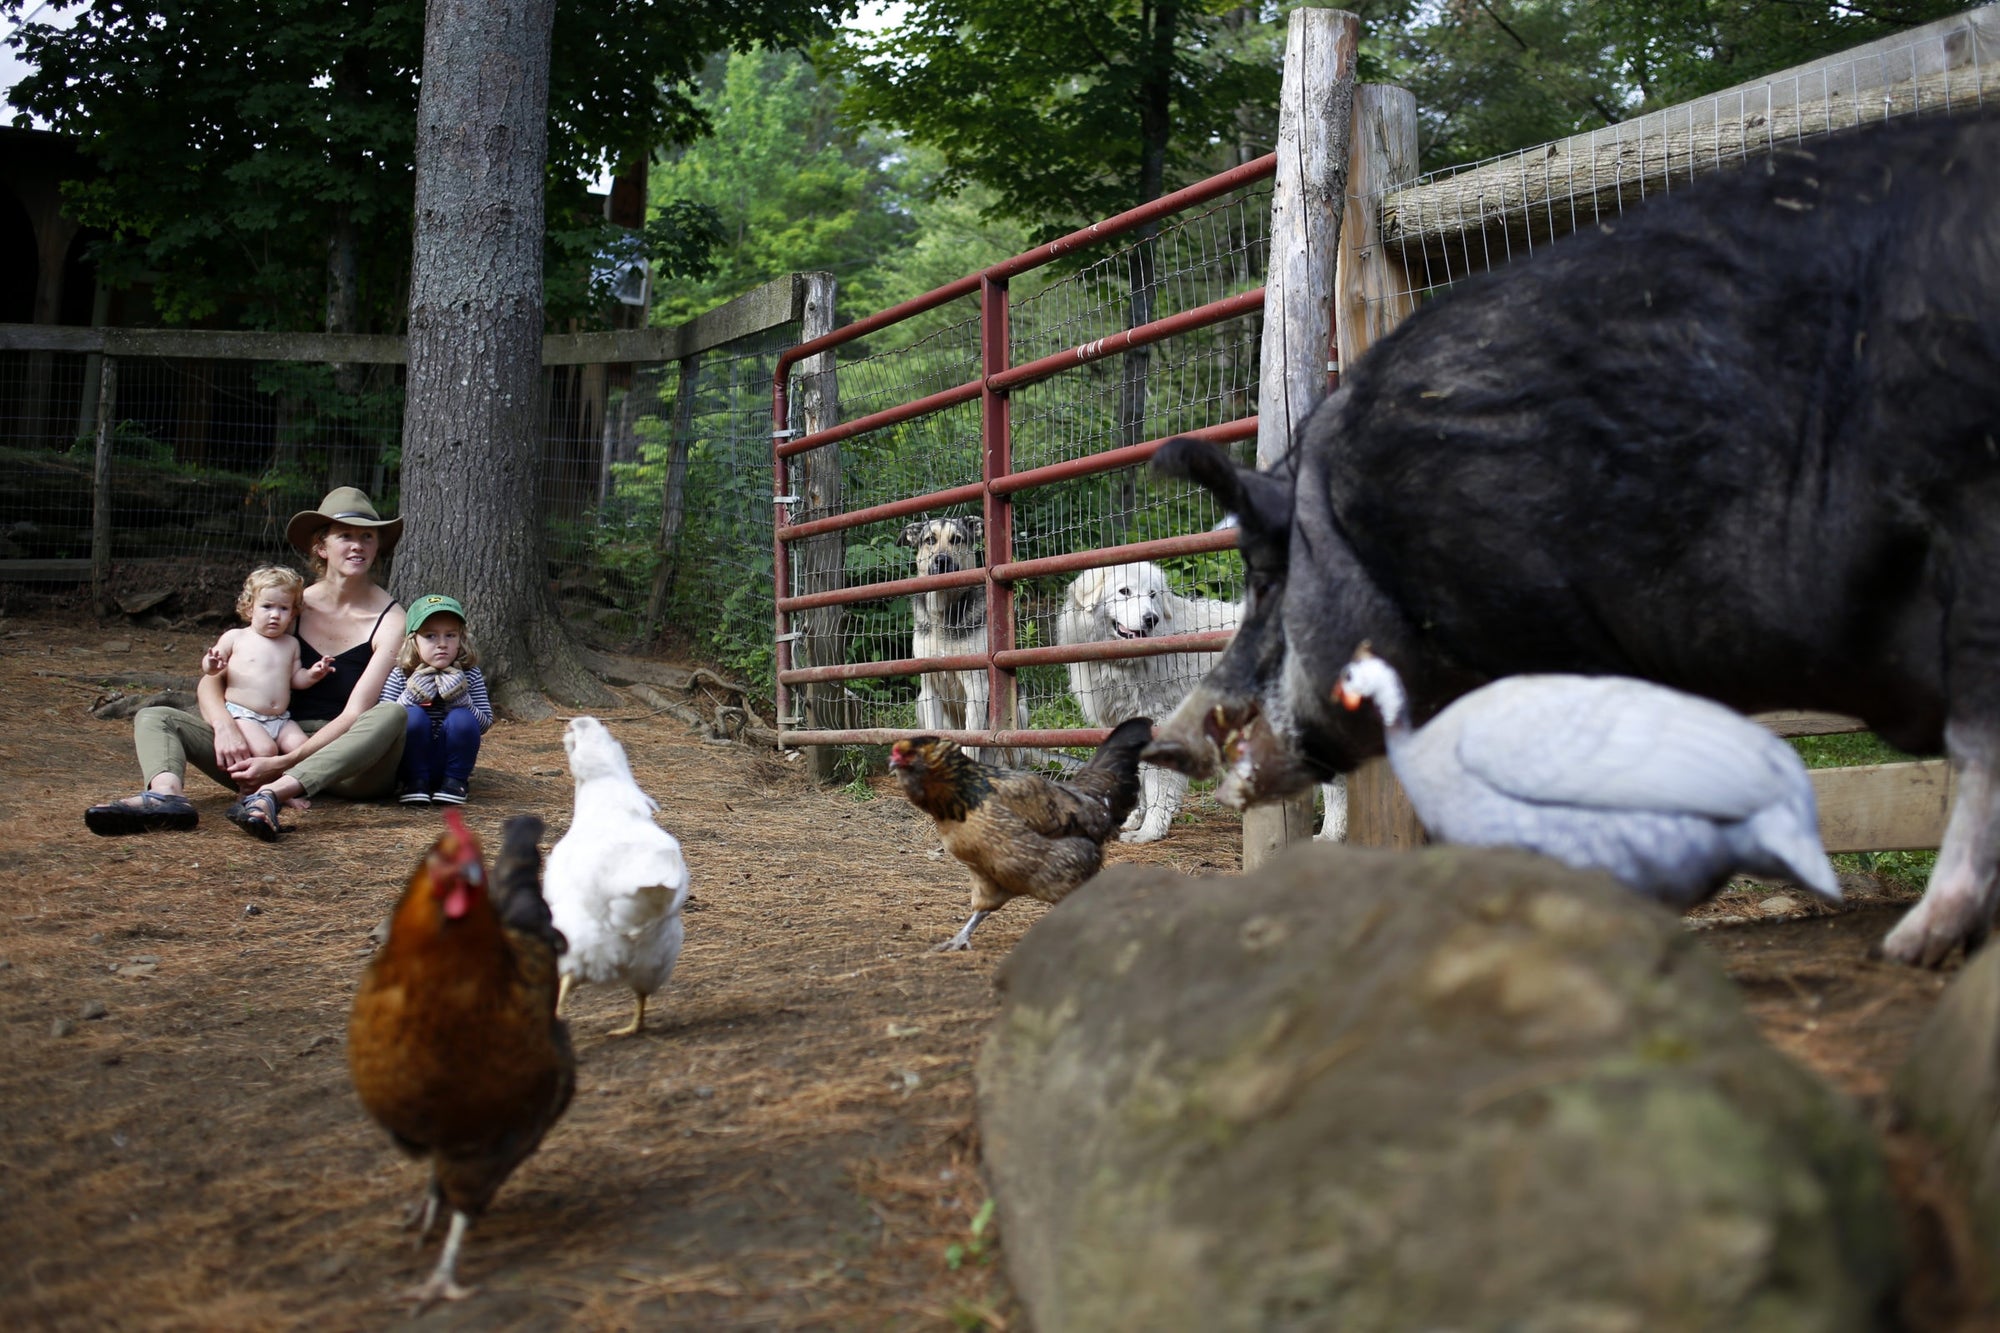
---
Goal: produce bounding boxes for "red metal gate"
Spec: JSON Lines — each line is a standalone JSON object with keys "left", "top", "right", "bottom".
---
{"left": 772, "top": 155, "right": 1279, "bottom": 751}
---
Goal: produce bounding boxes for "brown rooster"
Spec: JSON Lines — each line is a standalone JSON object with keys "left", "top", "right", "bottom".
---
{"left": 348, "top": 811, "right": 575, "bottom": 1307}
{"left": 891, "top": 716, "right": 1153, "bottom": 951}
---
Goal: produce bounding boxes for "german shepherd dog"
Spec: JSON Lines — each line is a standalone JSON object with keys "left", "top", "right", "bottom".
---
{"left": 900, "top": 517, "right": 1023, "bottom": 762}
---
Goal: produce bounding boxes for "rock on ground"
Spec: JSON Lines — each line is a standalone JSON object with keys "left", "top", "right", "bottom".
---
{"left": 1897, "top": 936, "right": 2000, "bottom": 1254}
{"left": 978, "top": 844, "right": 1900, "bottom": 1333}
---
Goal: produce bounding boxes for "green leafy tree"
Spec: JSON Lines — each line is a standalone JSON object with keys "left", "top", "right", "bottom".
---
{"left": 646, "top": 45, "right": 916, "bottom": 326}
{"left": 826, "top": 0, "right": 1286, "bottom": 486}
{"left": 3, "top": 0, "right": 848, "bottom": 333}
{"left": 829, "top": 0, "right": 1281, "bottom": 237}
{"left": 1373, "top": 0, "right": 1970, "bottom": 168}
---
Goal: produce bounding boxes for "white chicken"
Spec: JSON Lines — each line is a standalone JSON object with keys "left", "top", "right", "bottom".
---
{"left": 544, "top": 716, "right": 690, "bottom": 1037}
{"left": 1334, "top": 646, "right": 1841, "bottom": 910}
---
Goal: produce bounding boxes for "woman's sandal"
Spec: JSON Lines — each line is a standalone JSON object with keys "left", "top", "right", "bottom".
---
{"left": 84, "top": 790, "right": 199, "bottom": 836}
{"left": 225, "top": 789, "right": 283, "bottom": 842}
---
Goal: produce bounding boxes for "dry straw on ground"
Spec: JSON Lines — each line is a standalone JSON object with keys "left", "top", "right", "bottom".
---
{"left": 0, "top": 612, "right": 1983, "bottom": 1329}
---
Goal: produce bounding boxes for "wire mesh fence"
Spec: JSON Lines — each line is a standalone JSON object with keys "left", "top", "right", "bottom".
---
{"left": 774, "top": 170, "right": 1275, "bottom": 748}
{"left": 1372, "top": 4, "right": 1999, "bottom": 311}
{"left": 0, "top": 302, "right": 799, "bottom": 690}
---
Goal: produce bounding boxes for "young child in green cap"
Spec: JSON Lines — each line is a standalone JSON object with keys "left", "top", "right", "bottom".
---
{"left": 379, "top": 593, "right": 493, "bottom": 805}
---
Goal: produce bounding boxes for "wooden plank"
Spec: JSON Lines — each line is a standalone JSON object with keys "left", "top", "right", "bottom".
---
{"left": 1331, "top": 81, "right": 1428, "bottom": 852}
{"left": 541, "top": 275, "right": 804, "bottom": 364}
{"left": 1244, "top": 4, "right": 1359, "bottom": 871}
{"left": 1754, "top": 710, "right": 1868, "bottom": 738}
{"left": 793, "top": 272, "right": 845, "bottom": 784}
{"left": 1811, "top": 759, "right": 1952, "bottom": 853}
{"left": 0, "top": 558, "right": 92, "bottom": 582}
{"left": 90, "top": 356, "right": 116, "bottom": 604}
{"left": 0, "top": 273, "right": 807, "bottom": 367}
{"left": 1379, "top": 5, "right": 2000, "bottom": 261}
{"left": 1333, "top": 84, "right": 1419, "bottom": 374}
{"left": 1344, "top": 756, "right": 1427, "bottom": 850}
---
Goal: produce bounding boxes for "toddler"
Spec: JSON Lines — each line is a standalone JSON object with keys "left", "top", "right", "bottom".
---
{"left": 203, "top": 566, "right": 335, "bottom": 758}
{"left": 381, "top": 593, "right": 493, "bottom": 805}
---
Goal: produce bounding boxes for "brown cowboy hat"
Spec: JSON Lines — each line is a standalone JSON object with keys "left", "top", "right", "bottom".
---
{"left": 285, "top": 487, "right": 404, "bottom": 555}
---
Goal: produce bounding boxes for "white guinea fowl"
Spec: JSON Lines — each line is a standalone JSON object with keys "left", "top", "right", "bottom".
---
{"left": 1334, "top": 649, "right": 1840, "bottom": 909}
{"left": 544, "top": 716, "right": 690, "bottom": 1036}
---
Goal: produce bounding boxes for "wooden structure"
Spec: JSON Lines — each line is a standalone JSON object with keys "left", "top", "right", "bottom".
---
{"left": 1243, "top": 4, "right": 1360, "bottom": 871}
{"left": 1319, "top": 7, "right": 1995, "bottom": 859}
{"left": 0, "top": 274, "right": 811, "bottom": 599}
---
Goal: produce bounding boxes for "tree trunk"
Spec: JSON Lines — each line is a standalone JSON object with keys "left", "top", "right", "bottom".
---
{"left": 392, "top": 0, "right": 611, "bottom": 719}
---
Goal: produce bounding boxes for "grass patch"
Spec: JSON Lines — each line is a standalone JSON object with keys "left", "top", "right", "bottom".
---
{"left": 1788, "top": 731, "right": 1939, "bottom": 894}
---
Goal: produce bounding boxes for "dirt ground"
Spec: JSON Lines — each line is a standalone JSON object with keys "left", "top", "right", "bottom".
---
{"left": 0, "top": 611, "right": 1993, "bottom": 1331}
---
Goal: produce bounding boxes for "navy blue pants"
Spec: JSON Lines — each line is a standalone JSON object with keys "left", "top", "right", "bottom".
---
{"left": 399, "top": 704, "right": 482, "bottom": 793}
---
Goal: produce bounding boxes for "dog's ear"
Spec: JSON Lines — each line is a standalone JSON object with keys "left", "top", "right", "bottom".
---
{"left": 961, "top": 516, "right": 983, "bottom": 546}
{"left": 1069, "top": 565, "right": 1108, "bottom": 610}
{"left": 898, "top": 519, "right": 928, "bottom": 548}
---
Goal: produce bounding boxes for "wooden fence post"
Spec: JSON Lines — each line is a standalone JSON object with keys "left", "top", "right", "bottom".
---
{"left": 1243, "top": 3, "right": 1359, "bottom": 872}
{"left": 1335, "top": 82, "right": 1428, "bottom": 850}
{"left": 640, "top": 351, "right": 702, "bottom": 641}
{"left": 89, "top": 355, "right": 118, "bottom": 610}
{"left": 791, "top": 272, "right": 845, "bottom": 784}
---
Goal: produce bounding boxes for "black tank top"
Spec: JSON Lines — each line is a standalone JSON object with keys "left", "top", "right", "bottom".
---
{"left": 293, "top": 603, "right": 400, "bottom": 722}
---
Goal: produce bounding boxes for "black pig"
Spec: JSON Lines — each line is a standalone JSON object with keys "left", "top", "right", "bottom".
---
{"left": 1147, "top": 110, "right": 2000, "bottom": 967}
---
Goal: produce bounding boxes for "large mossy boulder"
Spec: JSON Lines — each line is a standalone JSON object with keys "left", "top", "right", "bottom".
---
{"left": 978, "top": 844, "right": 1900, "bottom": 1333}
{"left": 1896, "top": 937, "right": 2000, "bottom": 1254}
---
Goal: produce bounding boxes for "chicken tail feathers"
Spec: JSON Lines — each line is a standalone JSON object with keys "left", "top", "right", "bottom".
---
{"left": 1748, "top": 805, "right": 1843, "bottom": 905}
{"left": 493, "top": 814, "right": 567, "bottom": 955}
{"left": 1078, "top": 716, "right": 1152, "bottom": 830}
{"left": 1084, "top": 717, "right": 1154, "bottom": 777}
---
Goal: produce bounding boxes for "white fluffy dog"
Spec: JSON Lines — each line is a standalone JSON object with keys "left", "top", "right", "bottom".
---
{"left": 1058, "top": 561, "right": 1346, "bottom": 844}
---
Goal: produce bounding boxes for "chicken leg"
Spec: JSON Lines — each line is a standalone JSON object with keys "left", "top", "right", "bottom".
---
{"left": 609, "top": 989, "right": 647, "bottom": 1038}
{"left": 410, "top": 1210, "right": 476, "bottom": 1309}
{"left": 934, "top": 910, "right": 990, "bottom": 953}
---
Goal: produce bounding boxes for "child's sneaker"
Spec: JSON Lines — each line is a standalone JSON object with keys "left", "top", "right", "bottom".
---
{"left": 398, "top": 785, "right": 431, "bottom": 805}
{"left": 433, "top": 778, "right": 469, "bottom": 805}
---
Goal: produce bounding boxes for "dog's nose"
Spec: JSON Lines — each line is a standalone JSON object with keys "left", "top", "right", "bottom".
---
{"left": 1143, "top": 611, "right": 1159, "bottom": 631}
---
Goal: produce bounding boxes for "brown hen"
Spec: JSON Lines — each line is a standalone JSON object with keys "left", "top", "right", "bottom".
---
{"left": 891, "top": 716, "right": 1152, "bottom": 951}
{"left": 347, "top": 810, "right": 575, "bottom": 1307}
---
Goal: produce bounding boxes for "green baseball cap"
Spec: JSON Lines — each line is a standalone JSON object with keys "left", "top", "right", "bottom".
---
{"left": 407, "top": 593, "right": 467, "bottom": 635}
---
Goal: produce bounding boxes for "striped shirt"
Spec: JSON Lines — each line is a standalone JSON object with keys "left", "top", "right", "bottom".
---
{"left": 381, "top": 666, "right": 494, "bottom": 733}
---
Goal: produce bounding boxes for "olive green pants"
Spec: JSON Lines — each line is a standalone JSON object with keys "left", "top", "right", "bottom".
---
{"left": 135, "top": 702, "right": 406, "bottom": 800}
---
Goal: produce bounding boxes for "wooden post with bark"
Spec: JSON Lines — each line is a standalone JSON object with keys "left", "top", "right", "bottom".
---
{"left": 1334, "top": 82, "right": 1427, "bottom": 850}
{"left": 789, "top": 273, "right": 845, "bottom": 784}
{"left": 391, "top": 0, "right": 611, "bottom": 718}
{"left": 639, "top": 353, "right": 702, "bottom": 642}
{"left": 89, "top": 355, "right": 117, "bottom": 609}
{"left": 1242, "top": 3, "right": 1358, "bottom": 872}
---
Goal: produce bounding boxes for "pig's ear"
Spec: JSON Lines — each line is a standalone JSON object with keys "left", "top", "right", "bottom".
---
{"left": 1152, "top": 438, "right": 1292, "bottom": 544}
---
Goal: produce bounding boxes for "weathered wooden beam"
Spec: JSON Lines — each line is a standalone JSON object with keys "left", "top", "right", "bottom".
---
{"left": 0, "top": 272, "right": 808, "bottom": 366}
{"left": 90, "top": 356, "right": 117, "bottom": 604}
{"left": 1812, "top": 759, "right": 1952, "bottom": 854}
{"left": 1333, "top": 81, "right": 1428, "bottom": 854}
{"left": 1754, "top": 710, "right": 1868, "bottom": 738}
{"left": 1244, "top": 3, "right": 1359, "bottom": 871}
{"left": 540, "top": 275, "right": 805, "bottom": 365}
{"left": 0, "top": 558, "right": 92, "bottom": 582}
{"left": 1380, "top": 5, "right": 2000, "bottom": 264}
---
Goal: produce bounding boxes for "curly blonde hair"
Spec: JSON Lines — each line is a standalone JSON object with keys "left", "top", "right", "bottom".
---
{"left": 397, "top": 618, "right": 480, "bottom": 672}
{"left": 236, "top": 565, "right": 305, "bottom": 622}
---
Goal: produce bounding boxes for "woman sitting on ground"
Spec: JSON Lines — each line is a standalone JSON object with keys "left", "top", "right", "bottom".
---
{"left": 85, "top": 487, "right": 409, "bottom": 841}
